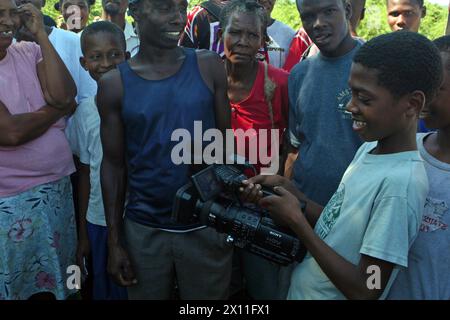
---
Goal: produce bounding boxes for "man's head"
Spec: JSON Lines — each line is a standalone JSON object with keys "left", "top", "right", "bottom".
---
{"left": 257, "top": 0, "right": 275, "bottom": 21}
{"left": 346, "top": 31, "right": 442, "bottom": 143}
{"left": 129, "top": 0, "right": 187, "bottom": 49}
{"left": 296, "top": 0, "right": 353, "bottom": 57}
{"left": 349, "top": 0, "right": 365, "bottom": 36}
{"left": 102, "top": 0, "right": 128, "bottom": 16}
{"left": 421, "top": 36, "right": 450, "bottom": 130}
{"left": 386, "top": 0, "right": 426, "bottom": 32}
{"left": 220, "top": 0, "right": 267, "bottom": 65}
{"left": 0, "top": 0, "right": 21, "bottom": 57}
{"left": 15, "top": 0, "right": 43, "bottom": 10}
{"left": 80, "top": 21, "right": 128, "bottom": 81}
{"left": 56, "top": 0, "right": 93, "bottom": 32}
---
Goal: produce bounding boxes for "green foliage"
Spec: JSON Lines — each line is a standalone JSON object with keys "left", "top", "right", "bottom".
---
{"left": 272, "top": 0, "right": 448, "bottom": 40}
{"left": 272, "top": 0, "right": 301, "bottom": 30}
{"left": 42, "top": 0, "right": 448, "bottom": 40}
{"left": 354, "top": 0, "right": 447, "bottom": 40}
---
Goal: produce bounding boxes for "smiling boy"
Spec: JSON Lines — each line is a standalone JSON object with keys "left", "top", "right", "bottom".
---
{"left": 65, "top": 21, "right": 130, "bottom": 300}
{"left": 242, "top": 31, "right": 443, "bottom": 299}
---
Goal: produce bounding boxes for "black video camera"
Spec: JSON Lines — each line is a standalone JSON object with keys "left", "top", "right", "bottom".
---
{"left": 172, "top": 164, "right": 306, "bottom": 266}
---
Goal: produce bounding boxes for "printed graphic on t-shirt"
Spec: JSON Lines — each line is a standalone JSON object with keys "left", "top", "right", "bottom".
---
{"left": 420, "top": 197, "right": 448, "bottom": 232}
{"left": 315, "top": 184, "right": 345, "bottom": 239}
{"left": 337, "top": 88, "right": 352, "bottom": 119}
{"left": 267, "top": 37, "right": 285, "bottom": 62}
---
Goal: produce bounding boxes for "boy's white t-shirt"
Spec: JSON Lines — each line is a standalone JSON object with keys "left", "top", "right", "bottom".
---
{"left": 287, "top": 141, "right": 428, "bottom": 300}
{"left": 124, "top": 21, "right": 140, "bottom": 57}
{"left": 48, "top": 27, "right": 97, "bottom": 103}
{"left": 66, "top": 96, "right": 106, "bottom": 226}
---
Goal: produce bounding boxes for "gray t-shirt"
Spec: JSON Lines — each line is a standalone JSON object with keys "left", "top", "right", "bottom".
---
{"left": 267, "top": 20, "right": 295, "bottom": 69}
{"left": 388, "top": 133, "right": 450, "bottom": 300}
{"left": 288, "top": 42, "right": 363, "bottom": 206}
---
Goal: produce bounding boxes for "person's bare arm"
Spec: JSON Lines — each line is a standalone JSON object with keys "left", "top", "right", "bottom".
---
{"left": 260, "top": 187, "right": 394, "bottom": 300}
{"left": 211, "top": 55, "right": 231, "bottom": 135}
{"left": 0, "top": 100, "right": 73, "bottom": 147}
{"left": 197, "top": 50, "right": 231, "bottom": 134}
{"left": 197, "top": 50, "right": 231, "bottom": 164}
{"left": 75, "top": 159, "right": 91, "bottom": 272}
{"left": 97, "top": 69, "right": 136, "bottom": 286}
{"left": 282, "top": 141, "right": 298, "bottom": 179}
{"left": 18, "top": 4, "right": 76, "bottom": 108}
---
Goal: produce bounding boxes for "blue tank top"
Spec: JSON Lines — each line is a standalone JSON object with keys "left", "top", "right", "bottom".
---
{"left": 118, "top": 48, "right": 215, "bottom": 230}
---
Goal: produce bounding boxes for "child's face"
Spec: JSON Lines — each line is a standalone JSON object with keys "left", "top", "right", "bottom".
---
{"left": 81, "top": 33, "right": 127, "bottom": 82}
{"left": 346, "top": 63, "right": 415, "bottom": 142}
{"left": 387, "top": 0, "right": 425, "bottom": 32}
{"left": 223, "top": 12, "right": 264, "bottom": 65}
{"left": 296, "top": 0, "right": 351, "bottom": 56}
{"left": 421, "top": 52, "right": 450, "bottom": 130}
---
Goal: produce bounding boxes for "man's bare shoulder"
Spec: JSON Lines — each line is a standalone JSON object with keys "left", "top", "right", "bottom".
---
{"left": 98, "top": 69, "right": 123, "bottom": 96}
{"left": 99, "top": 69, "right": 122, "bottom": 88}
{"left": 195, "top": 49, "right": 223, "bottom": 66}
{"left": 195, "top": 49, "right": 225, "bottom": 86}
{"left": 97, "top": 69, "right": 123, "bottom": 111}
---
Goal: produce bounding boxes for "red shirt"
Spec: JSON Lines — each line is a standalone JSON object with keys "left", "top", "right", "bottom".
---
{"left": 283, "top": 28, "right": 313, "bottom": 72}
{"left": 231, "top": 62, "right": 289, "bottom": 173}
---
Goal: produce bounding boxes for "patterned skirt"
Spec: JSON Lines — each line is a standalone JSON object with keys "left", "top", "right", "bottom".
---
{"left": 0, "top": 176, "right": 77, "bottom": 300}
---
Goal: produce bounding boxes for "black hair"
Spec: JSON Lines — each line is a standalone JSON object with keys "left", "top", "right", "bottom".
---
{"left": 353, "top": 31, "right": 442, "bottom": 102}
{"left": 386, "top": 0, "right": 424, "bottom": 7}
{"left": 219, "top": 0, "right": 268, "bottom": 31}
{"left": 80, "top": 21, "right": 127, "bottom": 55}
{"left": 434, "top": 36, "right": 450, "bottom": 53}
{"left": 54, "top": 0, "right": 95, "bottom": 11}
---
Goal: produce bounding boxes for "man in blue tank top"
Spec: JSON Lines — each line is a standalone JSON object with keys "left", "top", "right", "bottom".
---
{"left": 97, "top": 0, "right": 232, "bottom": 299}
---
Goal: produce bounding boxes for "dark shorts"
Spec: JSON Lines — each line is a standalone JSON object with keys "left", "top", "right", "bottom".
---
{"left": 124, "top": 218, "right": 233, "bottom": 300}
{"left": 87, "top": 222, "right": 128, "bottom": 300}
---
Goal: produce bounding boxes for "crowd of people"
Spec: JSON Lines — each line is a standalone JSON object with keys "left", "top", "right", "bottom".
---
{"left": 0, "top": 0, "right": 449, "bottom": 300}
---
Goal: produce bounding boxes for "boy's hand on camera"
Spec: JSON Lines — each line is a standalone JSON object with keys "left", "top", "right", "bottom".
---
{"left": 259, "top": 186, "right": 305, "bottom": 228}
{"left": 240, "top": 175, "right": 297, "bottom": 204}
{"left": 240, "top": 180, "right": 263, "bottom": 203}
{"left": 17, "top": 4, "right": 45, "bottom": 38}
